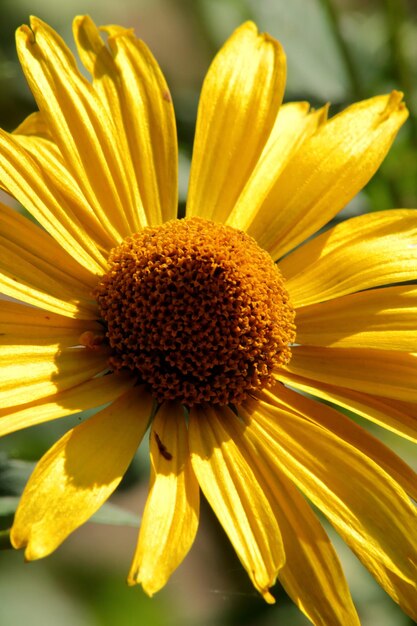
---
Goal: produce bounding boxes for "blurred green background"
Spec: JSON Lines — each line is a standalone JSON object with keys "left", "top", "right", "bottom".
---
{"left": 0, "top": 0, "right": 417, "bottom": 624}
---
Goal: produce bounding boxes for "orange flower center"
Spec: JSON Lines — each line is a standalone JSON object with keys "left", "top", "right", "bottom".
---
{"left": 94, "top": 217, "right": 295, "bottom": 406}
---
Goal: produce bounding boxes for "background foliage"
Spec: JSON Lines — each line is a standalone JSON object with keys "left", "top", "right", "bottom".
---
{"left": 0, "top": 1, "right": 416, "bottom": 624}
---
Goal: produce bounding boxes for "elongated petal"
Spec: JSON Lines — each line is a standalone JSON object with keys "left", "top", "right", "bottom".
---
{"left": 0, "top": 346, "right": 107, "bottom": 409}
{"left": 0, "top": 130, "right": 107, "bottom": 274}
{"left": 227, "top": 103, "right": 327, "bottom": 232}
{"left": 241, "top": 398, "right": 417, "bottom": 620}
{"left": 224, "top": 410, "right": 359, "bottom": 626}
{"left": 0, "top": 316, "right": 96, "bottom": 352}
{"left": 0, "top": 199, "right": 99, "bottom": 295}
{"left": 11, "top": 387, "right": 152, "bottom": 559}
{"left": 0, "top": 204, "right": 98, "bottom": 318}
{"left": 77, "top": 17, "right": 178, "bottom": 226}
{"left": 260, "top": 384, "right": 417, "bottom": 502}
{"left": 73, "top": 16, "right": 150, "bottom": 231}
{"left": 186, "top": 22, "right": 286, "bottom": 224}
{"left": 0, "top": 302, "right": 102, "bottom": 359}
{"left": 249, "top": 92, "right": 408, "bottom": 259}
{"left": 14, "top": 132, "right": 117, "bottom": 252}
{"left": 13, "top": 107, "right": 117, "bottom": 250}
{"left": 128, "top": 402, "right": 199, "bottom": 594}
{"left": 270, "top": 474, "right": 360, "bottom": 626}
{"left": 276, "top": 370, "right": 417, "bottom": 444}
{"left": 0, "top": 373, "right": 133, "bottom": 437}
{"left": 16, "top": 18, "right": 136, "bottom": 239}
{"left": 13, "top": 110, "right": 51, "bottom": 138}
{"left": 285, "top": 345, "right": 417, "bottom": 402}
{"left": 0, "top": 299, "right": 98, "bottom": 332}
{"left": 280, "top": 209, "right": 417, "bottom": 307}
{"left": 189, "top": 405, "right": 284, "bottom": 603}
{"left": 295, "top": 285, "right": 417, "bottom": 350}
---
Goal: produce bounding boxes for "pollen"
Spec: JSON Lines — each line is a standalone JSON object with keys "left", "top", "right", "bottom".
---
{"left": 94, "top": 217, "right": 296, "bottom": 406}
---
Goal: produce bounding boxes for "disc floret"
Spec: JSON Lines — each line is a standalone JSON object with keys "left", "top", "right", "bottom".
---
{"left": 95, "top": 218, "right": 295, "bottom": 406}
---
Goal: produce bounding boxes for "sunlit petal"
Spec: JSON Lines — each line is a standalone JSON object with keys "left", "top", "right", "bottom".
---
{"left": 16, "top": 17, "right": 135, "bottom": 239}
{"left": 285, "top": 345, "right": 417, "bottom": 402}
{"left": 11, "top": 387, "right": 152, "bottom": 559}
{"left": 249, "top": 92, "right": 408, "bottom": 259}
{"left": 224, "top": 409, "right": 360, "bottom": 626}
{"left": 189, "top": 405, "right": 284, "bottom": 603}
{"left": 276, "top": 370, "right": 417, "bottom": 444}
{"left": 0, "top": 346, "right": 107, "bottom": 409}
{"left": 187, "top": 22, "right": 286, "bottom": 224}
{"left": 242, "top": 398, "right": 417, "bottom": 620}
{"left": 128, "top": 402, "right": 199, "bottom": 594}
{"left": 0, "top": 203, "right": 97, "bottom": 317}
{"left": 260, "top": 384, "right": 417, "bottom": 502}
{"left": 281, "top": 209, "right": 417, "bottom": 307}
{"left": 295, "top": 285, "right": 417, "bottom": 350}
{"left": 0, "top": 373, "right": 133, "bottom": 437}
{"left": 227, "top": 103, "right": 327, "bottom": 232}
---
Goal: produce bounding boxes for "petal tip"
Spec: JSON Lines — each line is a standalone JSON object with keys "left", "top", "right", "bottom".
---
{"left": 379, "top": 90, "right": 408, "bottom": 124}
{"left": 10, "top": 527, "right": 43, "bottom": 562}
{"left": 9, "top": 527, "right": 25, "bottom": 551}
{"left": 127, "top": 569, "right": 159, "bottom": 597}
{"left": 28, "top": 16, "right": 43, "bottom": 32}
{"left": 262, "top": 589, "right": 276, "bottom": 604}
{"left": 127, "top": 571, "right": 138, "bottom": 587}
{"left": 73, "top": 15, "right": 88, "bottom": 30}
{"left": 16, "top": 23, "right": 35, "bottom": 45}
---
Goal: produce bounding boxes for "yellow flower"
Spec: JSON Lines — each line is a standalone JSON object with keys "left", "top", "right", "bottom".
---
{"left": 1, "top": 15, "right": 417, "bottom": 625}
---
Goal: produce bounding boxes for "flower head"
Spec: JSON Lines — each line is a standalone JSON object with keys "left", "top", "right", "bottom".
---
{"left": 1, "top": 15, "right": 417, "bottom": 625}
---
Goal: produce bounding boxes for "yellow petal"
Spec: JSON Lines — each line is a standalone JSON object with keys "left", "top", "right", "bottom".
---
{"left": 13, "top": 110, "right": 50, "bottom": 137}
{"left": 13, "top": 108, "right": 116, "bottom": 251}
{"left": 128, "top": 402, "right": 199, "bottom": 594}
{"left": 0, "top": 373, "right": 133, "bottom": 437}
{"left": 260, "top": 384, "right": 417, "bottom": 502}
{"left": 75, "top": 17, "right": 178, "bottom": 226}
{"left": 186, "top": 22, "right": 286, "bottom": 224}
{"left": 270, "top": 475, "right": 360, "bottom": 626}
{"left": 281, "top": 209, "right": 417, "bottom": 308}
{"left": 0, "top": 346, "right": 107, "bottom": 409}
{"left": 285, "top": 345, "right": 417, "bottom": 403}
{"left": 72, "top": 16, "right": 152, "bottom": 231}
{"left": 225, "top": 410, "right": 359, "bottom": 626}
{"left": 241, "top": 398, "right": 417, "bottom": 620}
{"left": 11, "top": 387, "right": 152, "bottom": 559}
{"left": 0, "top": 299, "right": 97, "bottom": 332}
{"left": 249, "top": 92, "right": 408, "bottom": 259}
{"left": 0, "top": 312, "right": 96, "bottom": 352}
{"left": 0, "top": 110, "right": 48, "bottom": 189}
{"left": 14, "top": 132, "right": 117, "bottom": 253}
{"left": 0, "top": 203, "right": 98, "bottom": 318}
{"left": 16, "top": 18, "right": 136, "bottom": 239}
{"left": 295, "top": 285, "right": 417, "bottom": 350}
{"left": 0, "top": 161, "right": 104, "bottom": 280}
{"left": 189, "top": 405, "right": 284, "bottom": 603}
{"left": 276, "top": 370, "right": 417, "bottom": 444}
{"left": 227, "top": 103, "right": 327, "bottom": 232}
{"left": 0, "top": 130, "right": 107, "bottom": 274}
